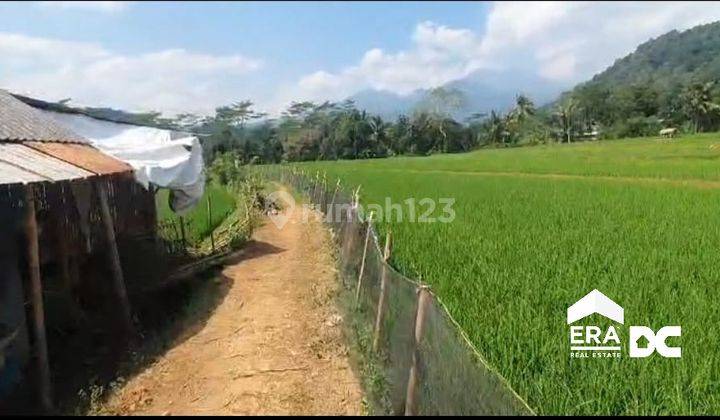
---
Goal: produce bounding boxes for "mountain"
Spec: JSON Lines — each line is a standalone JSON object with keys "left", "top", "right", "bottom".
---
{"left": 349, "top": 69, "right": 570, "bottom": 121}
{"left": 555, "top": 20, "right": 720, "bottom": 114}
{"left": 347, "top": 89, "right": 425, "bottom": 120}
{"left": 587, "top": 21, "right": 720, "bottom": 90}
{"left": 351, "top": 21, "right": 720, "bottom": 123}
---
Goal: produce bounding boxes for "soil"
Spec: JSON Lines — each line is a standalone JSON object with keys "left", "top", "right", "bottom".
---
{"left": 101, "top": 206, "right": 363, "bottom": 415}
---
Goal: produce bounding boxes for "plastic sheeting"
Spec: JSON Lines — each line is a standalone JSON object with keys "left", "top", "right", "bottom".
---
{"left": 40, "top": 110, "right": 205, "bottom": 214}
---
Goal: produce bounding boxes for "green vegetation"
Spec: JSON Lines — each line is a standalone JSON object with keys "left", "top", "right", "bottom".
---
{"left": 292, "top": 134, "right": 720, "bottom": 415}
{"left": 300, "top": 132, "right": 720, "bottom": 182}
{"left": 156, "top": 184, "right": 237, "bottom": 244}
{"left": 561, "top": 21, "right": 720, "bottom": 138}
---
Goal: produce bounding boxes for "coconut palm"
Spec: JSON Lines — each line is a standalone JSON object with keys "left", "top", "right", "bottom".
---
{"left": 554, "top": 99, "right": 577, "bottom": 143}
{"left": 511, "top": 94, "right": 536, "bottom": 123}
{"left": 682, "top": 81, "right": 720, "bottom": 133}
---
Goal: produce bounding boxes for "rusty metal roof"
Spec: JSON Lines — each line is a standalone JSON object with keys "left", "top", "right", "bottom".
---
{"left": 26, "top": 142, "right": 132, "bottom": 175}
{"left": 0, "top": 89, "right": 87, "bottom": 144}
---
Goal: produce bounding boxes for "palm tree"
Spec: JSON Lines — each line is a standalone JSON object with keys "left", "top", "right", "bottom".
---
{"left": 511, "top": 94, "right": 536, "bottom": 123}
{"left": 682, "top": 81, "right": 720, "bottom": 133}
{"left": 368, "top": 115, "right": 388, "bottom": 153}
{"left": 554, "top": 99, "right": 577, "bottom": 143}
{"left": 482, "top": 110, "right": 506, "bottom": 146}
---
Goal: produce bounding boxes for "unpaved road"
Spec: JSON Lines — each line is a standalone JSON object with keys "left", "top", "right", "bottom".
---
{"left": 103, "top": 207, "right": 363, "bottom": 415}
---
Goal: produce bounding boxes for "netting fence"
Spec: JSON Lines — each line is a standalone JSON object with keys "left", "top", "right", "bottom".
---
{"left": 256, "top": 166, "right": 535, "bottom": 416}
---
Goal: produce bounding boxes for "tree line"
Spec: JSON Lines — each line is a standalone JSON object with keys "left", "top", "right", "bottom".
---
{"left": 25, "top": 78, "right": 718, "bottom": 170}
{"left": 191, "top": 77, "right": 719, "bottom": 171}
{"left": 192, "top": 88, "right": 554, "bottom": 167}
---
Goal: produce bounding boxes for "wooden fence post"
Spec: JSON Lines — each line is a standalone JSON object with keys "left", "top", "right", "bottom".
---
{"left": 23, "top": 185, "right": 53, "bottom": 412}
{"left": 96, "top": 181, "right": 134, "bottom": 333}
{"left": 207, "top": 195, "right": 215, "bottom": 253}
{"left": 55, "top": 215, "right": 83, "bottom": 324}
{"left": 321, "top": 172, "right": 328, "bottom": 212}
{"left": 372, "top": 229, "right": 392, "bottom": 352}
{"left": 355, "top": 212, "right": 375, "bottom": 305}
{"left": 404, "top": 286, "right": 431, "bottom": 415}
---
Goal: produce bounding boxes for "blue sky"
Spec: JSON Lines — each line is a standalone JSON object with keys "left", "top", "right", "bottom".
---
{"left": 0, "top": 1, "right": 718, "bottom": 116}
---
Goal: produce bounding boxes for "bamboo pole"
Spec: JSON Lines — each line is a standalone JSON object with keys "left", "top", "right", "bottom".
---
{"left": 355, "top": 212, "right": 375, "bottom": 305}
{"left": 372, "top": 229, "right": 392, "bottom": 352}
{"left": 23, "top": 185, "right": 53, "bottom": 412}
{"left": 179, "top": 216, "right": 187, "bottom": 252}
{"left": 312, "top": 171, "right": 319, "bottom": 203}
{"left": 55, "top": 216, "right": 72, "bottom": 293}
{"left": 207, "top": 195, "right": 215, "bottom": 253}
{"left": 329, "top": 180, "right": 340, "bottom": 213}
{"left": 404, "top": 286, "right": 431, "bottom": 416}
{"left": 340, "top": 186, "right": 359, "bottom": 261}
{"left": 96, "top": 181, "right": 134, "bottom": 333}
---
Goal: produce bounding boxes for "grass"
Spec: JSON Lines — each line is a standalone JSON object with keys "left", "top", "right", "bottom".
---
{"left": 307, "top": 132, "right": 720, "bottom": 182}
{"left": 288, "top": 133, "right": 720, "bottom": 415}
{"left": 156, "top": 183, "right": 237, "bottom": 244}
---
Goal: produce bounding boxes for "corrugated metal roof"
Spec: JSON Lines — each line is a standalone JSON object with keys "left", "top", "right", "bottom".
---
{"left": 0, "top": 161, "right": 46, "bottom": 184}
{"left": 26, "top": 142, "right": 132, "bottom": 175}
{"left": 0, "top": 89, "right": 87, "bottom": 144}
{"left": 0, "top": 143, "right": 94, "bottom": 183}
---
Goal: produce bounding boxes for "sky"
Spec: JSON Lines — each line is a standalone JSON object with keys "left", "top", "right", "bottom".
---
{"left": 1, "top": 1, "right": 719, "bottom": 117}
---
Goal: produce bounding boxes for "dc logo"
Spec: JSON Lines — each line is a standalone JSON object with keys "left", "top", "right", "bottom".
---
{"left": 629, "top": 326, "right": 681, "bottom": 358}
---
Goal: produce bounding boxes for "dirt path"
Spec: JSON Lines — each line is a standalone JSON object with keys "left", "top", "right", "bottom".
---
{"left": 103, "top": 207, "right": 363, "bottom": 415}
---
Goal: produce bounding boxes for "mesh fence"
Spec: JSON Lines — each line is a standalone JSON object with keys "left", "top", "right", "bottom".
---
{"left": 258, "top": 166, "right": 534, "bottom": 416}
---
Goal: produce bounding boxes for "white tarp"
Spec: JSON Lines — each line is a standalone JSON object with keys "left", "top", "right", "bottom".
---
{"left": 40, "top": 110, "right": 205, "bottom": 214}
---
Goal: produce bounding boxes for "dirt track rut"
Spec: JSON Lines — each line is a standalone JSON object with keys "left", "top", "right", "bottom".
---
{"left": 103, "top": 207, "right": 363, "bottom": 415}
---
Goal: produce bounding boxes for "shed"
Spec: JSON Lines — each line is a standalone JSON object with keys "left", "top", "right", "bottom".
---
{"left": 12, "top": 93, "right": 205, "bottom": 214}
{"left": 0, "top": 90, "right": 156, "bottom": 411}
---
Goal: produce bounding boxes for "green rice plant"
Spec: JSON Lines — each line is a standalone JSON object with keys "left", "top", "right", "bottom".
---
{"left": 156, "top": 183, "right": 237, "bottom": 244}
{"left": 285, "top": 133, "right": 720, "bottom": 415}
{"left": 301, "top": 133, "right": 720, "bottom": 183}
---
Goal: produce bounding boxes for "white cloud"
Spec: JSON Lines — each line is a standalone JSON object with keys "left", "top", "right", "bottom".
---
{"left": 295, "top": 21, "right": 489, "bottom": 103}
{"left": 0, "top": 32, "right": 263, "bottom": 116}
{"left": 293, "top": 1, "right": 720, "bottom": 105}
{"left": 480, "top": 1, "right": 720, "bottom": 83}
{"left": 6, "top": 2, "right": 720, "bottom": 117}
{"left": 37, "top": 1, "right": 132, "bottom": 13}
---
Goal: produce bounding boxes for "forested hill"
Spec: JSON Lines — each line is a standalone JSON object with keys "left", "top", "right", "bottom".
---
{"left": 588, "top": 21, "right": 720, "bottom": 88}
{"left": 549, "top": 20, "right": 720, "bottom": 137}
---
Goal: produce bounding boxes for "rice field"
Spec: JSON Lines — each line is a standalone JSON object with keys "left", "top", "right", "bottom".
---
{"left": 293, "top": 133, "right": 720, "bottom": 415}
{"left": 156, "top": 183, "right": 236, "bottom": 244}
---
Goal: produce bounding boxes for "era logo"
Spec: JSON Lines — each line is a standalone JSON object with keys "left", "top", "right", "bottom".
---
{"left": 567, "top": 290, "right": 682, "bottom": 359}
{"left": 629, "top": 326, "right": 681, "bottom": 358}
